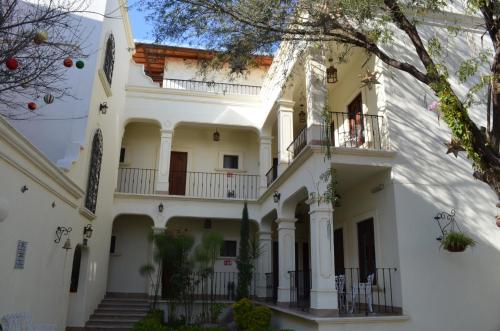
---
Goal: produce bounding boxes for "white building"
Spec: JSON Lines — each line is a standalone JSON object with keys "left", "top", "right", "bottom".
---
{"left": 1, "top": 1, "right": 500, "bottom": 331}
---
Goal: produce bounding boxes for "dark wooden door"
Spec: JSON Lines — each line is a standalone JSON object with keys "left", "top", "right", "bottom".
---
{"left": 334, "top": 228, "right": 345, "bottom": 276}
{"left": 302, "top": 242, "right": 310, "bottom": 300}
{"left": 169, "top": 151, "right": 187, "bottom": 195}
{"left": 357, "top": 218, "right": 376, "bottom": 282}
{"left": 348, "top": 94, "right": 364, "bottom": 146}
{"left": 272, "top": 241, "right": 279, "bottom": 302}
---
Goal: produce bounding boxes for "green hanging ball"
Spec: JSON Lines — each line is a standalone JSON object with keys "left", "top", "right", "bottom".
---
{"left": 75, "top": 60, "right": 84, "bottom": 69}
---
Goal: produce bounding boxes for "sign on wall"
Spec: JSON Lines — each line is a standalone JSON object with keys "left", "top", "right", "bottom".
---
{"left": 14, "top": 240, "right": 28, "bottom": 269}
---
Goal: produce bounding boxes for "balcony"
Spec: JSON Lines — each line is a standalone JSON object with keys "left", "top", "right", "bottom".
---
{"left": 117, "top": 168, "right": 259, "bottom": 200}
{"left": 329, "top": 112, "right": 387, "bottom": 150}
{"left": 164, "top": 78, "right": 261, "bottom": 96}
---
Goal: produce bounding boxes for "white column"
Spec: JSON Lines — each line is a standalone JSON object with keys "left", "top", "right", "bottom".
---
{"left": 256, "top": 230, "right": 272, "bottom": 298}
{"left": 305, "top": 49, "right": 328, "bottom": 144}
{"left": 259, "top": 136, "right": 273, "bottom": 194}
{"left": 277, "top": 99, "right": 294, "bottom": 175}
{"left": 276, "top": 218, "right": 296, "bottom": 303}
{"left": 308, "top": 202, "right": 338, "bottom": 313}
{"left": 150, "top": 226, "right": 165, "bottom": 297}
{"left": 156, "top": 129, "right": 172, "bottom": 193}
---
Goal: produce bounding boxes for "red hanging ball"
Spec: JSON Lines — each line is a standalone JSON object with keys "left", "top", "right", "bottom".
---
{"left": 28, "top": 102, "right": 37, "bottom": 111}
{"left": 63, "top": 58, "right": 73, "bottom": 68}
{"left": 6, "top": 58, "right": 19, "bottom": 70}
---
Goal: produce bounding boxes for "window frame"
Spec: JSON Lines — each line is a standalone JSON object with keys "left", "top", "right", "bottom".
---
{"left": 84, "top": 129, "right": 103, "bottom": 214}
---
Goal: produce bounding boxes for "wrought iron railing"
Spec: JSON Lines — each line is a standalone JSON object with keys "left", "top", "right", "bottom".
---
{"left": 287, "top": 127, "right": 308, "bottom": 161}
{"left": 164, "top": 78, "right": 261, "bottom": 96}
{"left": 265, "top": 164, "right": 278, "bottom": 187}
{"left": 169, "top": 171, "right": 259, "bottom": 200}
{"left": 289, "top": 270, "right": 311, "bottom": 310}
{"left": 265, "top": 272, "right": 278, "bottom": 303}
{"left": 116, "top": 168, "right": 156, "bottom": 194}
{"left": 329, "top": 112, "right": 386, "bottom": 150}
{"left": 162, "top": 271, "right": 258, "bottom": 301}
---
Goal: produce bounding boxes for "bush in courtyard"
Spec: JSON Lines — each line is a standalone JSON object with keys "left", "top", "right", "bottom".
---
{"left": 233, "top": 298, "right": 254, "bottom": 329}
{"left": 133, "top": 311, "right": 167, "bottom": 331}
{"left": 233, "top": 298, "right": 272, "bottom": 331}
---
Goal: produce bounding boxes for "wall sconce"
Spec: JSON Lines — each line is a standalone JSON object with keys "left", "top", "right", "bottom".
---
{"left": 158, "top": 202, "right": 164, "bottom": 213}
{"left": 213, "top": 129, "right": 220, "bottom": 142}
{"left": 83, "top": 224, "right": 93, "bottom": 246}
{"left": 20, "top": 185, "right": 28, "bottom": 193}
{"left": 55, "top": 226, "right": 72, "bottom": 250}
{"left": 99, "top": 102, "right": 108, "bottom": 114}
{"left": 273, "top": 191, "right": 281, "bottom": 203}
{"left": 326, "top": 58, "right": 338, "bottom": 84}
{"left": 298, "top": 104, "right": 306, "bottom": 124}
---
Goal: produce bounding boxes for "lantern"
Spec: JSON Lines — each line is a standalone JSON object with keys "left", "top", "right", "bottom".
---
{"left": 298, "top": 104, "right": 306, "bottom": 123}
{"left": 43, "top": 94, "right": 54, "bottom": 104}
{"left": 213, "top": 129, "right": 220, "bottom": 142}
{"left": 6, "top": 58, "right": 19, "bottom": 70}
{"left": 63, "top": 58, "right": 73, "bottom": 68}
{"left": 75, "top": 60, "right": 84, "bottom": 69}
{"left": 28, "top": 102, "right": 37, "bottom": 111}
{"left": 326, "top": 58, "right": 338, "bottom": 84}
{"left": 33, "top": 31, "right": 48, "bottom": 44}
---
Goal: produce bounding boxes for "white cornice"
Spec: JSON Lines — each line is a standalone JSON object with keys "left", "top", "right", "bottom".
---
{"left": 118, "top": 0, "right": 135, "bottom": 51}
{"left": 0, "top": 117, "right": 85, "bottom": 201}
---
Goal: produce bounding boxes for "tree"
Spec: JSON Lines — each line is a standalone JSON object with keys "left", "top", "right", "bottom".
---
{"left": 142, "top": 0, "right": 500, "bottom": 213}
{"left": 237, "top": 201, "right": 253, "bottom": 299}
{"left": 0, "top": 0, "right": 90, "bottom": 118}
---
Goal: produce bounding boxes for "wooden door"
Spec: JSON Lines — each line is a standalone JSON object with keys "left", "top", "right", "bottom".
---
{"left": 334, "top": 228, "right": 345, "bottom": 276}
{"left": 348, "top": 94, "right": 365, "bottom": 146}
{"left": 272, "top": 241, "right": 279, "bottom": 301}
{"left": 169, "top": 151, "right": 187, "bottom": 195}
{"left": 357, "top": 218, "right": 376, "bottom": 282}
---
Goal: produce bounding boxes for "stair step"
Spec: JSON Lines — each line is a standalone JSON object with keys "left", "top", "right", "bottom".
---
{"left": 102, "top": 298, "right": 149, "bottom": 304}
{"left": 96, "top": 307, "right": 149, "bottom": 313}
{"left": 91, "top": 312, "right": 147, "bottom": 319}
{"left": 84, "top": 326, "right": 133, "bottom": 331}
{"left": 86, "top": 320, "right": 137, "bottom": 327}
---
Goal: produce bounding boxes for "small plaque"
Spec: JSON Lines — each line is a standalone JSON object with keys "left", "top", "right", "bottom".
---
{"left": 14, "top": 240, "right": 28, "bottom": 269}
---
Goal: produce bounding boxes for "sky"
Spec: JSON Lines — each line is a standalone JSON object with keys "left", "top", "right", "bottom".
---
{"left": 127, "top": 1, "right": 154, "bottom": 42}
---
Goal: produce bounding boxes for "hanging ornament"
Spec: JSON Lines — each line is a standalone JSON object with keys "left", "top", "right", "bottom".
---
{"left": 20, "top": 80, "right": 30, "bottom": 88}
{"left": 75, "top": 60, "right": 84, "bottom": 69}
{"left": 444, "top": 139, "right": 465, "bottom": 158}
{"left": 28, "top": 102, "right": 37, "bottom": 111}
{"left": 63, "top": 58, "right": 73, "bottom": 68}
{"left": 6, "top": 58, "right": 19, "bottom": 70}
{"left": 33, "top": 30, "right": 48, "bottom": 44}
{"left": 43, "top": 94, "right": 54, "bottom": 104}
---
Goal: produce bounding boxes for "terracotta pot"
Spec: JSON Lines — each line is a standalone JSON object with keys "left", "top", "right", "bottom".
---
{"left": 445, "top": 244, "right": 466, "bottom": 252}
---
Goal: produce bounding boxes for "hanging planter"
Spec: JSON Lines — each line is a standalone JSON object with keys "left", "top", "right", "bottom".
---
{"left": 435, "top": 209, "right": 476, "bottom": 253}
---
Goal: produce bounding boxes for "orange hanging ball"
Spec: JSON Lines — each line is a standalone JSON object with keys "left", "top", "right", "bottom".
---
{"left": 63, "top": 58, "right": 73, "bottom": 68}
{"left": 28, "top": 102, "right": 37, "bottom": 111}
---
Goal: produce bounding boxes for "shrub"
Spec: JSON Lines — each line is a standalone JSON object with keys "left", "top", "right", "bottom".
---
{"left": 233, "top": 298, "right": 254, "bottom": 329}
{"left": 246, "top": 306, "right": 272, "bottom": 331}
{"left": 133, "top": 311, "right": 167, "bottom": 331}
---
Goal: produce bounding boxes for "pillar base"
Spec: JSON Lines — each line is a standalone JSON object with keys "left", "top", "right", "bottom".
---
{"left": 310, "top": 288, "right": 338, "bottom": 311}
{"left": 309, "top": 308, "right": 339, "bottom": 317}
{"left": 277, "top": 287, "right": 291, "bottom": 303}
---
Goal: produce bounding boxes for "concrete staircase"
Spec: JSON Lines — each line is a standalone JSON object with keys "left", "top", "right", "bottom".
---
{"left": 84, "top": 293, "right": 149, "bottom": 331}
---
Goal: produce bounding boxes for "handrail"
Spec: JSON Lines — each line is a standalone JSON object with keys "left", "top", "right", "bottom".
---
{"left": 163, "top": 78, "right": 261, "bottom": 95}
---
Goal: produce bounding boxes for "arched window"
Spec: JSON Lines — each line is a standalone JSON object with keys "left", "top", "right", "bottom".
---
{"left": 85, "top": 129, "right": 103, "bottom": 214}
{"left": 103, "top": 34, "right": 115, "bottom": 85}
{"left": 70, "top": 245, "right": 82, "bottom": 293}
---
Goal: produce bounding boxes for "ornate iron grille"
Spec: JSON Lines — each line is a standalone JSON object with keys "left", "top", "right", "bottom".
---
{"left": 85, "top": 129, "right": 103, "bottom": 213}
{"left": 103, "top": 34, "right": 115, "bottom": 85}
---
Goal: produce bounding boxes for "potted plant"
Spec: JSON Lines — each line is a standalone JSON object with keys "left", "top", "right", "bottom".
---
{"left": 440, "top": 231, "right": 476, "bottom": 252}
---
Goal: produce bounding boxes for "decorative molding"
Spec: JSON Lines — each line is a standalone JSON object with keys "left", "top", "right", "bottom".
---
{"left": 0, "top": 117, "right": 84, "bottom": 202}
{"left": 79, "top": 207, "right": 96, "bottom": 221}
{"left": 98, "top": 69, "right": 113, "bottom": 97}
{"left": 118, "top": 0, "right": 135, "bottom": 51}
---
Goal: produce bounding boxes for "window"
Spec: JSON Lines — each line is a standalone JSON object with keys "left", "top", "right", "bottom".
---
{"left": 119, "top": 147, "right": 126, "bottom": 163}
{"left": 84, "top": 129, "right": 103, "bottom": 214}
{"left": 357, "top": 218, "right": 376, "bottom": 283}
{"left": 103, "top": 34, "right": 115, "bottom": 85}
{"left": 109, "top": 235, "right": 116, "bottom": 254}
{"left": 223, "top": 155, "right": 239, "bottom": 169}
{"left": 220, "top": 240, "right": 237, "bottom": 257}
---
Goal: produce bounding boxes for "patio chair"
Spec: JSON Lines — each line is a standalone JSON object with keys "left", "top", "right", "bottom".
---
{"left": 348, "top": 273, "right": 374, "bottom": 314}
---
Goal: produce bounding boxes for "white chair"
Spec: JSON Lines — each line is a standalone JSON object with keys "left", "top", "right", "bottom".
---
{"left": 335, "top": 275, "right": 346, "bottom": 310}
{"left": 349, "top": 273, "right": 374, "bottom": 314}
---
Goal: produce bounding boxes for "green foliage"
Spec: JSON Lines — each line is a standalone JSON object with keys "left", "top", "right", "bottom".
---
{"left": 133, "top": 311, "right": 167, "bottom": 331}
{"left": 233, "top": 299, "right": 272, "bottom": 331}
{"left": 210, "top": 303, "right": 227, "bottom": 323}
{"left": 237, "top": 202, "right": 253, "bottom": 299}
{"left": 194, "top": 232, "right": 224, "bottom": 272}
{"left": 167, "top": 326, "right": 226, "bottom": 331}
{"left": 441, "top": 231, "right": 476, "bottom": 252}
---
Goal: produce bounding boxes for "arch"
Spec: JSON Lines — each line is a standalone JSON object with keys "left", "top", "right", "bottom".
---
{"left": 280, "top": 186, "right": 309, "bottom": 219}
{"left": 260, "top": 208, "right": 277, "bottom": 232}
{"left": 122, "top": 117, "right": 163, "bottom": 131}
{"left": 173, "top": 121, "right": 260, "bottom": 136}
{"left": 69, "top": 245, "right": 83, "bottom": 293}
{"left": 103, "top": 33, "right": 115, "bottom": 85}
{"left": 85, "top": 129, "right": 103, "bottom": 213}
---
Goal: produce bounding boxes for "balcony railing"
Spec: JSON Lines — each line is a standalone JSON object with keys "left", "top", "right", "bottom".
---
{"left": 289, "top": 268, "right": 400, "bottom": 315}
{"left": 329, "top": 112, "right": 386, "bottom": 150}
{"left": 164, "top": 78, "right": 261, "bottom": 96}
{"left": 169, "top": 171, "right": 259, "bottom": 200}
{"left": 265, "top": 164, "right": 278, "bottom": 187}
{"left": 287, "top": 126, "right": 308, "bottom": 161}
{"left": 265, "top": 272, "right": 278, "bottom": 303}
{"left": 117, "top": 168, "right": 156, "bottom": 195}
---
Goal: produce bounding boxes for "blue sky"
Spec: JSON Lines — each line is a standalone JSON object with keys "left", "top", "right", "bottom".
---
{"left": 127, "top": 1, "right": 154, "bottom": 42}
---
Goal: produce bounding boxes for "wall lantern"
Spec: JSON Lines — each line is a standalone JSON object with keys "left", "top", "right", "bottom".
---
{"left": 326, "top": 58, "right": 338, "bottom": 84}
{"left": 298, "top": 104, "right": 306, "bottom": 124}
{"left": 83, "top": 224, "right": 93, "bottom": 246}
{"left": 99, "top": 102, "right": 108, "bottom": 115}
{"left": 213, "top": 129, "right": 220, "bottom": 142}
{"left": 55, "top": 226, "right": 72, "bottom": 250}
{"left": 158, "top": 202, "right": 164, "bottom": 213}
{"left": 273, "top": 191, "right": 281, "bottom": 203}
